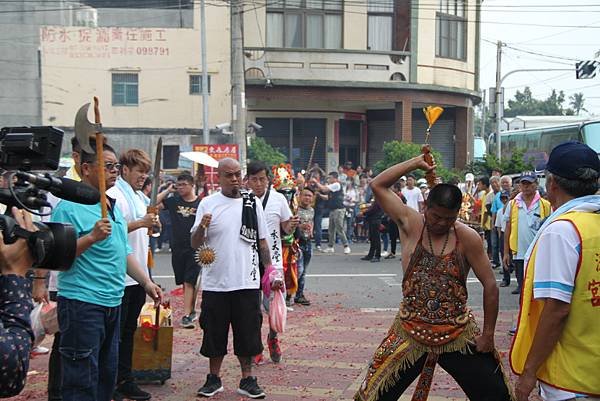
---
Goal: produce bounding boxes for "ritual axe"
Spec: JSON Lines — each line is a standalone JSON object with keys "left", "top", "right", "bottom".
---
{"left": 74, "top": 97, "right": 108, "bottom": 218}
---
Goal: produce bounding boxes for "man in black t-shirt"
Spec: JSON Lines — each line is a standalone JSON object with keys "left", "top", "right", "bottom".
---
{"left": 158, "top": 173, "right": 201, "bottom": 328}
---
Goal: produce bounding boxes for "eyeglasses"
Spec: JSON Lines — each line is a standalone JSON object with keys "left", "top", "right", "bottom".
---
{"left": 104, "top": 162, "right": 121, "bottom": 171}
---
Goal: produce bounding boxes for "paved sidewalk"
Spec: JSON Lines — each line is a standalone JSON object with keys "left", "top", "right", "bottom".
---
{"left": 10, "top": 291, "right": 527, "bottom": 401}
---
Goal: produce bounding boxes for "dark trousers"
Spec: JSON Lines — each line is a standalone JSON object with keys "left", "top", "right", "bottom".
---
{"left": 484, "top": 230, "right": 492, "bottom": 259}
{"left": 514, "top": 259, "right": 525, "bottom": 293}
{"left": 58, "top": 297, "right": 121, "bottom": 401}
{"left": 377, "top": 346, "right": 510, "bottom": 401}
{"left": 366, "top": 220, "right": 381, "bottom": 259}
{"left": 314, "top": 208, "right": 325, "bottom": 247}
{"left": 48, "top": 291, "right": 61, "bottom": 401}
{"left": 387, "top": 220, "right": 399, "bottom": 255}
{"left": 296, "top": 241, "right": 312, "bottom": 299}
{"left": 491, "top": 228, "right": 500, "bottom": 266}
{"left": 117, "top": 285, "right": 147, "bottom": 385}
{"left": 500, "top": 233, "right": 513, "bottom": 285}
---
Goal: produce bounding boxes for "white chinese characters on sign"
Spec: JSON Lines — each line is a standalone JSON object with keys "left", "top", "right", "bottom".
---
{"left": 40, "top": 27, "right": 170, "bottom": 59}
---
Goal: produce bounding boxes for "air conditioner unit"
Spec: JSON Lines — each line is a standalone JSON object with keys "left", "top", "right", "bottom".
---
{"left": 74, "top": 6, "right": 98, "bottom": 27}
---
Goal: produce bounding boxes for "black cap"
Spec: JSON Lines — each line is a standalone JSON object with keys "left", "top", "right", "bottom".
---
{"left": 544, "top": 141, "right": 600, "bottom": 180}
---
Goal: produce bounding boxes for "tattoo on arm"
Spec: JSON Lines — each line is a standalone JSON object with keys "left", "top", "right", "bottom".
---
{"left": 259, "top": 239, "right": 272, "bottom": 266}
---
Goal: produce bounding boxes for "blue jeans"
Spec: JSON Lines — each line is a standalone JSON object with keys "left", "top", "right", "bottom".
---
{"left": 491, "top": 229, "right": 500, "bottom": 266}
{"left": 58, "top": 297, "right": 121, "bottom": 401}
{"left": 296, "top": 241, "right": 312, "bottom": 300}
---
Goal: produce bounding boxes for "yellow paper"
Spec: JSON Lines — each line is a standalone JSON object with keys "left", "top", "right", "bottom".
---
{"left": 423, "top": 106, "right": 444, "bottom": 128}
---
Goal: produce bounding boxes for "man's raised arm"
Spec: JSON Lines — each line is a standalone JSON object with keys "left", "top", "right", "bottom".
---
{"left": 370, "top": 155, "right": 433, "bottom": 231}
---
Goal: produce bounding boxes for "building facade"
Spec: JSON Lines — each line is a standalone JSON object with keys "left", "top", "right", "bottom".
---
{"left": 243, "top": 0, "right": 481, "bottom": 171}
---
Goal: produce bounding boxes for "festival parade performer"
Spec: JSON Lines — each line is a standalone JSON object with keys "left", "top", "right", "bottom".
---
{"left": 510, "top": 141, "right": 600, "bottom": 401}
{"left": 355, "top": 155, "right": 511, "bottom": 401}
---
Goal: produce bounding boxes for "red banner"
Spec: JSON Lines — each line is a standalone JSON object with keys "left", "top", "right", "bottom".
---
{"left": 192, "top": 144, "right": 238, "bottom": 191}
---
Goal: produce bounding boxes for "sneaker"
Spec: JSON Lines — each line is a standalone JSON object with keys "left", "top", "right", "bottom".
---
{"left": 286, "top": 305, "right": 294, "bottom": 312}
{"left": 294, "top": 296, "right": 311, "bottom": 306}
{"left": 181, "top": 315, "right": 195, "bottom": 329}
{"left": 197, "top": 374, "right": 224, "bottom": 397}
{"left": 370, "top": 257, "right": 381, "bottom": 263}
{"left": 237, "top": 376, "right": 266, "bottom": 399}
{"left": 499, "top": 281, "right": 510, "bottom": 287}
{"left": 381, "top": 250, "right": 389, "bottom": 257}
{"left": 117, "top": 381, "right": 151, "bottom": 401}
{"left": 384, "top": 253, "right": 396, "bottom": 259}
{"left": 323, "top": 247, "right": 335, "bottom": 253}
{"left": 31, "top": 346, "right": 50, "bottom": 355}
{"left": 509, "top": 327, "right": 517, "bottom": 336}
{"left": 316, "top": 245, "right": 322, "bottom": 251}
{"left": 189, "top": 310, "right": 198, "bottom": 322}
{"left": 267, "top": 336, "right": 282, "bottom": 363}
{"left": 360, "top": 256, "right": 372, "bottom": 261}
{"left": 344, "top": 246, "right": 351, "bottom": 254}
{"left": 511, "top": 288, "right": 520, "bottom": 295}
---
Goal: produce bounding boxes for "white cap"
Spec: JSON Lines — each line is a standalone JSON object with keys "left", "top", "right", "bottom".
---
{"left": 400, "top": 176, "right": 407, "bottom": 181}
{"left": 417, "top": 178, "right": 427, "bottom": 184}
{"left": 420, "top": 183, "right": 428, "bottom": 188}
{"left": 465, "top": 173, "right": 474, "bottom": 182}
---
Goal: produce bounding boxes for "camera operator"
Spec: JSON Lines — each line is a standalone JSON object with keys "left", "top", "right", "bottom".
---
{"left": 0, "top": 207, "right": 36, "bottom": 398}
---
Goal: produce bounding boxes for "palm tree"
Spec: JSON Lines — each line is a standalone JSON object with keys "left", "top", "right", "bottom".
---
{"left": 569, "top": 92, "right": 587, "bottom": 115}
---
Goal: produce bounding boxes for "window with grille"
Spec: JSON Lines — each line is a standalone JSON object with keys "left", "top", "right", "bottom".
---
{"left": 367, "top": 0, "right": 393, "bottom": 51}
{"left": 435, "top": 0, "right": 467, "bottom": 60}
{"left": 266, "top": 0, "right": 343, "bottom": 49}
{"left": 189, "top": 74, "right": 212, "bottom": 95}
{"left": 112, "top": 73, "right": 139, "bottom": 106}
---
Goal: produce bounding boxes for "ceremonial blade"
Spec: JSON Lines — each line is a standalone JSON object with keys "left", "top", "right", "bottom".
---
{"left": 150, "top": 137, "right": 163, "bottom": 206}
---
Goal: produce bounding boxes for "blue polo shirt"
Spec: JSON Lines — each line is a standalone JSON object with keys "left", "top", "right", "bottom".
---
{"left": 52, "top": 199, "right": 132, "bottom": 307}
{"left": 491, "top": 192, "right": 504, "bottom": 214}
{"left": 503, "top": 198, "right": 545, "bottom": 260}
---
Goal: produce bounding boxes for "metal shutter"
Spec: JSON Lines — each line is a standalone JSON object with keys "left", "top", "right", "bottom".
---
{"left": 292, "top": 118, "right": 327, "bottom": 173}
{"left": 367, "top": 110, "right": 396, "bottom": 168}
{"left": 412, "top": 108, "right": 456, "bottom": 169}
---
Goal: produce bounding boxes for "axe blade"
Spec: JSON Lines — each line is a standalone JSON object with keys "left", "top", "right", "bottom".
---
{"left": 74, "top": 102, "right": 102, "bottom": 154}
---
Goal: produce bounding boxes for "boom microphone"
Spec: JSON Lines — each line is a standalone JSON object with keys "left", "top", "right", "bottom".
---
{"left": 15, "top": 172, "right": 101, "bottom": 205}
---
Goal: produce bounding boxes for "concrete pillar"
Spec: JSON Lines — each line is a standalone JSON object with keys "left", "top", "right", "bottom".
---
{"left": 394, "top": 100, "right": 413, "bottom": 142}
{"left": 454, "top": 106, "right": 471, "bottom": 169}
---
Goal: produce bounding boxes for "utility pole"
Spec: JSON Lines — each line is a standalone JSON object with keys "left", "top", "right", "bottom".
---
{"left": 480, "top": 89, "right": 486, "bottom": 138}
{"left": 494, "top": 40, "right": 503, "bottom": 160}
{"left": 200, "top": 0, "right": 209, "bottom": 145}
{"left": 231, "top": 0, "right": 247, "bottom": 167}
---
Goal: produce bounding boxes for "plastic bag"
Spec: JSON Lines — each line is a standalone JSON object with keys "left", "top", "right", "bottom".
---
{"left": 40, "top": 302, "right": 59, "bottom": 335}
{"left": 269, "top": 289, "right": 287, "bottom": 333}
{"left": 30, "top": 303, "right": 46, "bottom": 347}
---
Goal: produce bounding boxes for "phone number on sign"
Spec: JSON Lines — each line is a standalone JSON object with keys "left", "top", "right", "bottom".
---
{"left": 136, "top": 47, "right": 170, "bottom": 56}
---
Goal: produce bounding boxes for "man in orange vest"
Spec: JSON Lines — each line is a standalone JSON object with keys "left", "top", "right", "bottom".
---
{"left": 503, "top": 171, "right": 551, "bottom": 296}
{"left": 511, "top": 141, "right": 600, "bottom": 401}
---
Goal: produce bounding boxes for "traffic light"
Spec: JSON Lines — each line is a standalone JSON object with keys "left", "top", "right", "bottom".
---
{"left": 576, "top": 60, "right": 599, "bottom": 79}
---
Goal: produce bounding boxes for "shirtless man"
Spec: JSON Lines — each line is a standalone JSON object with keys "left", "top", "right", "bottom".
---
{"left": 355, "top": 155, "right": 510, "bottom": 401}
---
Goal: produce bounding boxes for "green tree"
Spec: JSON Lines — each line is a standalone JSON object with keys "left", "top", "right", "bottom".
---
{"left": 247, "top": 137, "right": 287, "bottom": 167}
{"left": 465, "top": 148, "right": 534, "bottom": 177}
{"left": 505, "top": 87, "right": 571, "bottom": 117}
{"left": 569, "top": 92, "right": 587, "bottom": 115}
{"left": 374, "top": 141, "right": 454, "bottom": 182}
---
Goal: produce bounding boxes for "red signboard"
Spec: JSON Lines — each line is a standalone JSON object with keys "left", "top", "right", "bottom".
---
{"left": 192, "top": 144, "right": 239, "bottom": 191}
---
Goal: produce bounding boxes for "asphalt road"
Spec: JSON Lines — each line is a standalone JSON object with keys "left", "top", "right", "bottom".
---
{"left": 150, "top": 241, "right": 520, "bottom": 312}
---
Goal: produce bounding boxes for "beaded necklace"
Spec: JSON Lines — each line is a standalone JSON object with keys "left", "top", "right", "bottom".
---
{"left": 426, "top": 226, "right": 451, "bottom": 257}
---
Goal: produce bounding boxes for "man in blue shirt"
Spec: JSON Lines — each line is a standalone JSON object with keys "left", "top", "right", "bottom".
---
{"left": 51, "top": 141, "right": 162, "bottom": 401}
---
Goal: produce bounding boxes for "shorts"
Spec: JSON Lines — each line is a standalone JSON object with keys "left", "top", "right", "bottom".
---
{"left": 199, "top": 289, "right": 263, "bottom": 358}
{"left": 171, "top": 247, "right": 201, "bottom": 286}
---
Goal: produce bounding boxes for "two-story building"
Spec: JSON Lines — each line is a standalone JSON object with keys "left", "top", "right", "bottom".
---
{"left": 243, "top": 0, "right": 481, "bottom": 171}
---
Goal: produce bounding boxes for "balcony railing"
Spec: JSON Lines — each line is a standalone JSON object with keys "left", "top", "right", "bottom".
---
{"left": 244, "top": 47, "right": 411, "bottom": 84}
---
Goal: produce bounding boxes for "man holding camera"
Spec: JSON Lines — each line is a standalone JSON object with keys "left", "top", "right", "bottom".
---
{"left": 0, "top": 207, "right": 36, "bottom": 398}
{"left": 51, "top": 141, "right": 162, "bottom": 401}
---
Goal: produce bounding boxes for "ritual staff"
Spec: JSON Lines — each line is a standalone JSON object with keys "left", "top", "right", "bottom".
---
{"left": 355, "top": 155, "right": 510, "bottom": 401}
{"left": 511, "top": 141, "right": 600, "bottom": 401}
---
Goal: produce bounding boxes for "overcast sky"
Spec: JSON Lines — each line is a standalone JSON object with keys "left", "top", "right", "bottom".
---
{"left": 479, "top": 0, "right": 600, "bottom": 117}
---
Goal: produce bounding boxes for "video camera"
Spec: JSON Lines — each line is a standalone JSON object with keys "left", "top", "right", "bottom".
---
{"left": 0, "top": 126, "right": 98, "bottom": 271}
